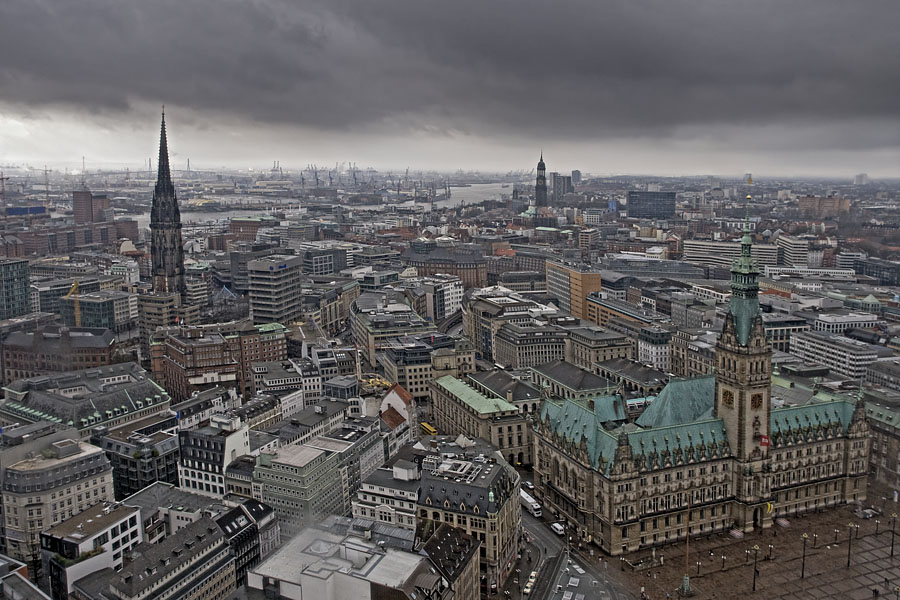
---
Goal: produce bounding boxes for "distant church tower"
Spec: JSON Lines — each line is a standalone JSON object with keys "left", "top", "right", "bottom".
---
{"left": 715, "top": 198, "right": 773, "bottom": 529}
{"left": 534, "top": 153, "right": 548, "bottom": 207}
{"left": 150, "top": 110, "right": 186, "bottom": 296}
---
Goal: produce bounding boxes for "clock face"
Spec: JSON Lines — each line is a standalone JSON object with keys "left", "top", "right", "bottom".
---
{"left": 751, "top": 394, "right": 763, "bottom": 409}
{"left": 722, "top": 389, "right": 734, "bottom": 408}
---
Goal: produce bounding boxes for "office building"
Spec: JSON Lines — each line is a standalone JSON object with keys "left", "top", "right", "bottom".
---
{"left": 626, "top": 190, "right": 676, "bottom": 219}
{"left": 565, "top": 326, "right": 631, "bottom": 370}
{"left": 493, "top": 321, "right": 568, "bottom": 369}
{"left": 797, "top": 195, "right": 850, "bottom": 217}
{"left": 430, "top": 375, "right": 530, "bottom": 465}
{"left": 41, "top": 503, "right": 142, "bottom": 600}
{"left": 178, "top": 415, "right": 250, "bottom": 498}
{"left": 545, "top": 260, "right": 604, "bottom": 320}
{"left": 0, "top": 260, "right": 30, "bottom": 321}
{"left": 350, "top": 293, "right": 436, "bottom": 367}
{"left": 72, "top": 188, "right": 111, "bottom": 224}
{"left": 72, "top": 516, "right": 236, "bottom": 600}
{"left": 683, "top": 239, "right": 778, "bottom": 268}
{"left": 248, "top": 254, "right": 304, "bottom": 325}
{"left": 1, "top": 326, "right": 116, "bottom": 383}
{"left": 246, "top": 518, "right": 478, "bottom": 600}
{"left": 91, "top": 415, "right": 180, "bottom": 500}
{"left": 422, "top": 274, "right": 464, "bottom": 321}
{"left": 1, "top": 438, "right": 114, "bottom": 570}
{"left": 417, "top": 444, "right": 520, "bottom": 595}
{"left": 775, "top": 234, "right": 811, "bottom": 268}
{"left": 60, "top": 291, "right": 139, "bottom": 335}
{"left": 462, "top": 286, "right": 557, "bottom": 360}
{"left": 0, "top": 362, "right": 172, "bottom": 438}
{"left": 252, "top": 444, "right": 343, "bottom": 537}
{"left": 381, "top": 334, "right": 474, "bottom": 402}
{"left": 352, "top": 461, "right": 421, "bottom": 530}
{"left": 790, "top": 331, "right": 892, "bottom": 379}
{"left": 137, "top": 291, "right": 199, "bottom": 358}
{"left": 812, "top": 311, "right": 885, "bottom": 334}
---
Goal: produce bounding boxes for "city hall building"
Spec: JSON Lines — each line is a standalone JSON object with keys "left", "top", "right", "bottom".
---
{"left": 533, "top": 221, "right": 870, "bottom": 555}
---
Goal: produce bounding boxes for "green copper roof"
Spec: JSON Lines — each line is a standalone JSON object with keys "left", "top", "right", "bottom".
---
{"left": 770, "top": 400, "right": 856, "bottom": 446}
{"left": 636, "top": 376, "right": 715, "bottom": 428}
{"left": 728, "top": 224, "right": 761, "bottom": 346}
{"left": 435, "top": 376, "right": 518, "bottom": 415}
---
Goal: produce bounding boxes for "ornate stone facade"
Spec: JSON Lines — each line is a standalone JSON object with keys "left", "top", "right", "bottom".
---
{"left": 532, "top": 209, "right": 869, "bottom": 555}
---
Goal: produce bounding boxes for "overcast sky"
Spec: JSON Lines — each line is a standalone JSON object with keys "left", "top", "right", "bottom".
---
{"left": 1, "top": 0, "right": 899, "bottom": 177}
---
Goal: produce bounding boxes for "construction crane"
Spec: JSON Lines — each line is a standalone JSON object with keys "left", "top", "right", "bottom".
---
{"left": 65, "top": 280, "right": 81, "bottom": 327}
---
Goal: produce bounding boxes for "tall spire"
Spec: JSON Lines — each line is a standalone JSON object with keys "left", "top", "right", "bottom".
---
{"left": 150, "top": 108, "right": 185, "bottom": 296}
{"left": 727, "top": 192, "right": 760, "bottom": 346}
{"left": 156, "top": 107, "right": 173, "bottom": 195}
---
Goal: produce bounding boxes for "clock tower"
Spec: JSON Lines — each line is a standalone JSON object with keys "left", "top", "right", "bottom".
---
{"left": 715, "top": 199, "right": 773, "bottom": 528}
{"left": 534, "top": 153, "right": 548, "bottom": 207}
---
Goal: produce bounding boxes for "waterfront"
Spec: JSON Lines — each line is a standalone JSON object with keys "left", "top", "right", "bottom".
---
{"left": 132, "top": 182, "right": 511, "bottom": 229}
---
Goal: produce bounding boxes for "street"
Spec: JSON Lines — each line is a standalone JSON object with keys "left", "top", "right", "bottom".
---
{"left": 518, "top": 510, "right": 635, "bottom": 600}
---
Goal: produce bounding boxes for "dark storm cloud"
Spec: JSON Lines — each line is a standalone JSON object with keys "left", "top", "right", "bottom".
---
{"left": 1, "top": 0, "right": 899, "bottom": 145}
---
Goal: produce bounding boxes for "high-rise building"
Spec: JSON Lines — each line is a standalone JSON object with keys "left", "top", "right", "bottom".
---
{"left": 534, "top": 153, "right": 548, "bottom": 207}
{"left": 571, "top": 169, "right": 582, "bottom": 185}
{"left": 0, "top": 259, "right": 30, "bottom": 320}
{"left": 626, "top": 190, "right": 676, "bottom": 219}
{"left": 150, "top": 111, "right": 185, "bottom": 296}
{"left": 545, "top": 260, "right": 604, "bottom": 320}
{"left": 72, "top": 187, "right": 110, "bottom": 224}
{"left": 248, "top": 254, "right": 305, "bottom": 324}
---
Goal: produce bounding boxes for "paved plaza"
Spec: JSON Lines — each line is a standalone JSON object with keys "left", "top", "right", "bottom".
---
{"left": 617, "top": 493, "right": 900, "bottom": 599}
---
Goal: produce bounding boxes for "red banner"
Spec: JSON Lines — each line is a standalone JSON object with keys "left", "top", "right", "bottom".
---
{"left": 760, "top": 435, "right": 771, "bottom": 447}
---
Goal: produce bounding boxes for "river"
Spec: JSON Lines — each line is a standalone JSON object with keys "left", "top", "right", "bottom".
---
{"left": 131, "top": 182, "right": 511, "bottom": 229}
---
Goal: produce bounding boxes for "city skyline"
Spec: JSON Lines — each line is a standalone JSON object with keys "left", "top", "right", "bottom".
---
{"left": 1, "top": 0, "right": 899, "bottom": 176}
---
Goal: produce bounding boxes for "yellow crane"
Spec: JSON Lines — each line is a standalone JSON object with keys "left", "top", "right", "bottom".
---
{"left": 65, "top": 280, "right": 80, "bottom": 327}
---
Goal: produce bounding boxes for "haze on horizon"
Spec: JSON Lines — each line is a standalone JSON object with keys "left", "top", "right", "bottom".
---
{"left": 1, "top": 0, "right": 899, "bottom": 178}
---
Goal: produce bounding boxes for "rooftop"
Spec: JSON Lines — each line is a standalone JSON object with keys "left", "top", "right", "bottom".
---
{"left": 433, "top": 376, "right": 518, "bottom": 415}
{"left": 45, "top": 503, "right": 138, "bottom": 541}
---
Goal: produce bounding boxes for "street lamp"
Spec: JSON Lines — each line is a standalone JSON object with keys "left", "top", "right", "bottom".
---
{"left": 721, "top": 555, "right": 726, "bottom": 571}
{"left": 877, "top": 520, "right": 882, "bottom": 535}
{"left": 847, "top": 522, "right": 855, "bottom": 568}
{"left": 834, "top": 528, "right": 840, "bottom": 543}
{"left": 889, "top": 515, "right": 900, "bottom": 557}
{"left": 696, "top": 560, "right": 701, "bottom": 575}
{"left": 813, "top": 533, "right": 818, "bottom": 548}
{"left": 895, "top": 585, "right": 900, "bottom": 600}
{"left": 801, "top": 533, "right": 809, "bottom": 579}
{"left": 745, "top": 549, "right": 751, "bottom": 564}
{"left": 752, "top": 545, "right": 760, "bottom": 592}
{"left": 767, "top": 544, "right": 774, "bottom": 560}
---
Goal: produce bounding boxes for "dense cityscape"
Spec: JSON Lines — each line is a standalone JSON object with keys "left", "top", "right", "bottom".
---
{"left": 2, "top": 2, "right": 900, "bottom": 600}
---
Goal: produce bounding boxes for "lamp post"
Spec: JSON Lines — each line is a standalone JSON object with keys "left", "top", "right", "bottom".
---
{"left": 721, "top": 555, "right": 726, "bottom": 571}
{"left": 696, "top": 560, "right": 701, "bottom": 575}
{"left": 752, "top": 545, "right": 760, "bottom": 592}
{"left": 801, "top": 533, "right": 808, "bottom": 579}
{"left": 877, "top": 520, "right": 882, "bottom": 535}
{"left": 745, "top": 549, "right": 751, "bottom": 564}
{"left": 813, "top": 533, "right": 818, "bottom": 548}
{"left": 834, "top": 528, "right": 840, "bottom": 543}
{"left": 847, "top": 522, "right": 855, "bottom": 568}
{"left": 767, "top": 544, "right": 774, "bottom": 560}
{"left": 893, "top": 513, "right": 898, "bottom": 558}
{"left": 895, "top": 585, "right": 900, "bottom": 600}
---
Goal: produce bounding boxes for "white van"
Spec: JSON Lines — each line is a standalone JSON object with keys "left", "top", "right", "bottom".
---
{"left": 551, "top": 523, "right": 565, "bottom": 536}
